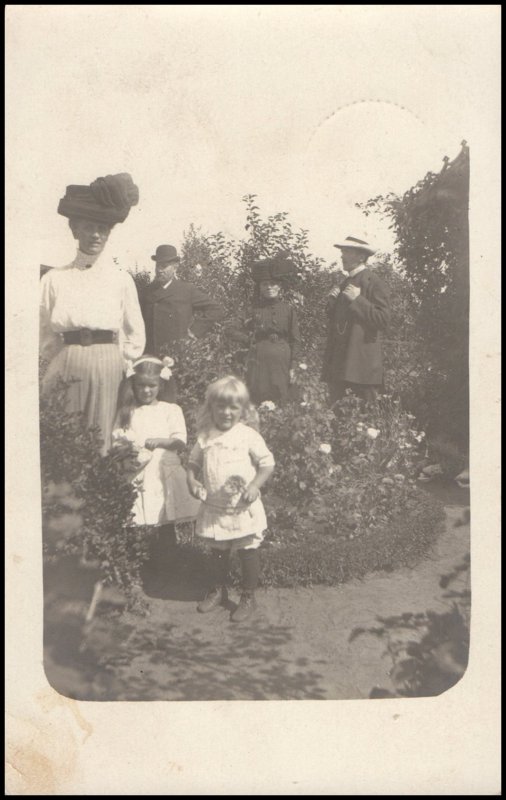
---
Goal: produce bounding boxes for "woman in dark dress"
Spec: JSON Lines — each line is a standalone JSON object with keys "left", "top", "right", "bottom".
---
{"left": 229, "top": 257, "right": 301, "bottom": 405}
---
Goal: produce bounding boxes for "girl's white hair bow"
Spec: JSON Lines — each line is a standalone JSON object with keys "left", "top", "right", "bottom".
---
{"left": 125, "top": 355, "right": 174, "bottom": 380}
{"left": 160, "top": 356, "right": 174, "bottom": 380}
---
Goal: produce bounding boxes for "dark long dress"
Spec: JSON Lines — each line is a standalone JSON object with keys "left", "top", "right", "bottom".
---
{"left": 229, "top": 299, "right": 301, "bottom": 404}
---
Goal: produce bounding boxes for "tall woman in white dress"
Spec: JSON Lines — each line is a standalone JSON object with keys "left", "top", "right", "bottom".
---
{"left": 40, "top": 173, "right": 146, "bottom": 453}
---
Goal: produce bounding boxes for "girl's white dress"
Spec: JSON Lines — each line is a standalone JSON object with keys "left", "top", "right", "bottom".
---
{"left": 188, "top": 423, "right": 275, "bottom": 543}
{"left": 112, "top": 401, "right": 201, "bottom": 527}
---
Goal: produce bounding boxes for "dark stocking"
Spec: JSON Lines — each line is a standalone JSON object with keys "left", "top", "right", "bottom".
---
{"left": 238, "top": 548, "right": 261, "bottom": 593}
{"left": 210, "top": 548, "right": 231, "bottom": 589}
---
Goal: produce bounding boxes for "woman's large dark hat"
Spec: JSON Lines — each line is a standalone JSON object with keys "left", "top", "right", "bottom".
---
{"left": 251, "top": 255, "right": 296, "bottom": 283}
{"left": 58, "top": 173, "right": 139, "bottom": 225}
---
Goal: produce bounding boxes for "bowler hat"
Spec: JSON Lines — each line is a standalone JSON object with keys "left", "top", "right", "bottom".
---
{"left": 151, "top": 244, "right": 180, "bottom": 263}
{"left": 251, "top": 255, "right": 296, "bottom": 283}
{"left": 58, "top": 173, "right": 139, "bottom": 225}
{"left": 333, "top": 235, "right": 377, "bottom": 256}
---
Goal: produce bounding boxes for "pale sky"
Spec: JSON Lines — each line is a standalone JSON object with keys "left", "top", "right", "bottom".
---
{"left": 6, "top": 5, "right": 499, "bottom": 273}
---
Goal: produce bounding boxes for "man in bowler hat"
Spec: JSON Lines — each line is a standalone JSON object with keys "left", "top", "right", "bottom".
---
{"left": 321, "top": 235, "right": 390, "bottom": 404}
{"left": 139, "top": 244, "right": 225, "bottom": 356}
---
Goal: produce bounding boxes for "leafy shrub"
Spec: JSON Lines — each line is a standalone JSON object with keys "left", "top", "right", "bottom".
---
{"left": 359, "top": 143, "right": 469, "bottom": 466}
{"left": 177, "top": 489, "right": 444, "bottom": 588}
{"left": 349, "top": 553, "right": 470, "bottom": 697}
{"left": 40, "top": 378, "right": 152, "bottom": 605}
{"left": 174, "top": 366, "right": 442, "bottom": 588}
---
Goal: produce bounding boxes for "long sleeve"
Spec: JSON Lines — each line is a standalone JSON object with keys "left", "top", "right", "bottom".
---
{"left": 225, "top": 314, "right": 252, "bottom": 345}
{"left": 349, "top": 275, "right": 390, "bottom": 331}
{"left": 188, "top": 285, "right": 225, "bottom": 338}
{"left": 288, "top": 306, "right": 301, "bottom": 365}
{"left": 119, "top": 272, "right": 146, "bottom": 361}
{"left": 39, "top": 272, "right": 64, "bottom": 362}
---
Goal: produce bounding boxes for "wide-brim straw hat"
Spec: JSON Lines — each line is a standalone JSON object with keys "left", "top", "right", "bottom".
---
{"left": 333, "top": 235, "right": 377, "bottom": 256}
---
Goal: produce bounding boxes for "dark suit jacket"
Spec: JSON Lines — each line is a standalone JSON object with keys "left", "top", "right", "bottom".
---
{"left": 322, "top": 268, "right": 390, "bottom": 386}
{"left": 139, "top": 278, "right": 225, "bottom": 355}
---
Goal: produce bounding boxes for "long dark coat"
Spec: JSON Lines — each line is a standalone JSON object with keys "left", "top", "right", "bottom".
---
{"left": 139, "top": 278, "right": 225, "bottom": 355}
{"left": 322, "top": 268, "right": 390, "bottom": 391}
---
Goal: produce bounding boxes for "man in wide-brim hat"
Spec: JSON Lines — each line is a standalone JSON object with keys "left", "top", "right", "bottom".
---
{"left": 138, "top": 243, "right": 225, "bottom": 360}
{"left": 40, "top": 172, "right": 146, "bottom": 452}
{"left": 321, "top": 235, "right": 390, "bottom": 403}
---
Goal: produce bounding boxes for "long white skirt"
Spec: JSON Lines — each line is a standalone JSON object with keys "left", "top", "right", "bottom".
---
{"left": 42, "top": 343, "right": 124, "bottom": 454}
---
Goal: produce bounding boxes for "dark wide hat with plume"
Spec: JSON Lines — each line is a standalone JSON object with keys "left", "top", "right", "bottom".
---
{"left": 57, "top": 173, "right": 139, "bottom": 225}
{"left": 251, "top": 255, "right": 296, "bottom": 283}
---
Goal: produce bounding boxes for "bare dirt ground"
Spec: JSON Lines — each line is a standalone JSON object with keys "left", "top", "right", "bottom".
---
{"left": 44, "top": 482, "right": 470, "bottom": 701}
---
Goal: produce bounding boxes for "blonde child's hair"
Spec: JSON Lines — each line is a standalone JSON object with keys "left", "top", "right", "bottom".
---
{"left": 196, "top": 375, "right": 259, "bottom": 433}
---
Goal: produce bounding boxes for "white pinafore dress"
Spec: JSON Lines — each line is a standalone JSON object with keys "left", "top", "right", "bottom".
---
{"left": 188, "top": 423, "right": 275, "bottom": 546}
{"left": 112, "top": 401, "right": 201, "bottom": 526}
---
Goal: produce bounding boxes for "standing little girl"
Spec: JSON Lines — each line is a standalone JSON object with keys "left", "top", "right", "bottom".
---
{"left": 187, "top": 376, "right": 275, "bottom": 622}
{"left": 112, "top": 356, "right": 201, "bottom": 553}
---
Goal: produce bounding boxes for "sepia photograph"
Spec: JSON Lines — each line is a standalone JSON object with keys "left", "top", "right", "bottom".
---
{"left": 6, "top": 4, "right": 500, "bottom": 795}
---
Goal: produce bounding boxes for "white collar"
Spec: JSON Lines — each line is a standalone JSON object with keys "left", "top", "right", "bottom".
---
{"left": 163, "top": 277, "right": 175, "bottom": 289}
{"left": 348, "top": 264, "right": 367, "bottom": 279}
{"left": 73, "top": 249, "right": 102, "bottom": 271}
{"left": 198, "top": 423, "right": 247, "bottom": 449}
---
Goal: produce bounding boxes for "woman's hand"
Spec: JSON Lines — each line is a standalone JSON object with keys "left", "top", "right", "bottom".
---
{"left": 188, "top": 478, "right": 207, "bottom": 501}
{"left": 242, "top": 483, "right": 260, "bottom": 504}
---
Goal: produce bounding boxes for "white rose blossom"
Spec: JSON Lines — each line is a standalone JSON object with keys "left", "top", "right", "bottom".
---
{"left": 298, "top": 363, "right": 308, "bottom": 371}
{"left": 319, "top": 443, "right": 332, "bottom": 455}
{"left": 259, "top": 400, "right": 276, "bottom": 411}
{"left": 366, "top": 427, "right": 380, "bottom": 440}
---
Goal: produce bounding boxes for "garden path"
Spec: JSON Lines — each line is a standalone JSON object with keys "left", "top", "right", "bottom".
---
{"left": 44, "top": 482, "right": 470, "bottom": 701}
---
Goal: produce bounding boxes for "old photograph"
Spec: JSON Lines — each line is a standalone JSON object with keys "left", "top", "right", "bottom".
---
{"left": 6, "top": 4, "right": 500, "bottom": 795}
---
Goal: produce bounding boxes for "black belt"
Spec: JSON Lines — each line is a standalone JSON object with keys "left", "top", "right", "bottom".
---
{"left": 63, "top": 329, "right": 115, "bottom": 346}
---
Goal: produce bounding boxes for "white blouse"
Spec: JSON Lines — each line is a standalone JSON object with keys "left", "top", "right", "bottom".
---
{"left": 40, "top": 250, "right": 146, "bottom": 362}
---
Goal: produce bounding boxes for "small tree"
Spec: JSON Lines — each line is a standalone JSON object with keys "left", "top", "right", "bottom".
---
{"left": 358, "top": 142, "right": 469, "bottom": 465}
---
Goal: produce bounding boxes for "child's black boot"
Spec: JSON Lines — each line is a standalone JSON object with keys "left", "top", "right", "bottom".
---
{"left": 197, "top": 549, "right": 229, "bottom": 613}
